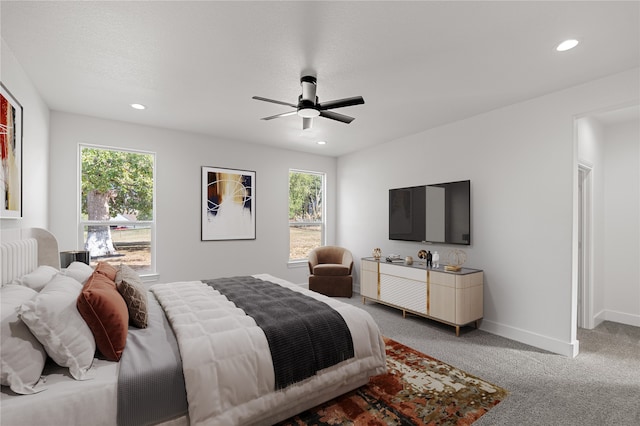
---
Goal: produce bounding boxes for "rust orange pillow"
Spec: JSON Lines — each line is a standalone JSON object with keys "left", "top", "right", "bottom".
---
{"left": 77, "top": 272, "right": 128, "bottom": 361}
{"left": 94, "top": 261, "right": 118, "bottom": 282}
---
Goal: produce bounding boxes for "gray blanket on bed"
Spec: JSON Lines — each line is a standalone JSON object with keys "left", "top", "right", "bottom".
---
{"left": 117, "top": 292, "right": 188, "bottom": 426}
{"left": 203, "top": 276, "right": 355, "bottom": 390}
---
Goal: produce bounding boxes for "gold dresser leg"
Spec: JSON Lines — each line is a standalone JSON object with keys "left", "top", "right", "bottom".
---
{"left": 455, "top": 326, "right": 460, "bottom": 337}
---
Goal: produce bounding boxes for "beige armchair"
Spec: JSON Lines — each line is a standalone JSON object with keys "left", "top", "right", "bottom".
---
{"left": 308, "top": 246, "right": 353, "bottom": 297}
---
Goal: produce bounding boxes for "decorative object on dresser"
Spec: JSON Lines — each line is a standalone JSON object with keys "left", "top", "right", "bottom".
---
{"left": 445, "top": 248, "right": 467, "bottom": 272}
{"left": 361, "top": 257, "right": 483, "bottom": 336}
{"left": 308, "top": 246, "right": 354, "bottom": 297}
{"left": 372, "top": 247, "right": 381, "bottom": 259}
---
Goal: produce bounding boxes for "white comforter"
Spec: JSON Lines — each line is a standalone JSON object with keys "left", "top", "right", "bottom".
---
{"left": 151, "top": 274, "right": 386, "bottom": 426}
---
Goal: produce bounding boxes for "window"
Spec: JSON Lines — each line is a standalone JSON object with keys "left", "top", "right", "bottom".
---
{"left": 79, "top": 145, "right": 155, "bottom": 275}
{"left": 289, "top": 169, "right": 325, "bottom": 262}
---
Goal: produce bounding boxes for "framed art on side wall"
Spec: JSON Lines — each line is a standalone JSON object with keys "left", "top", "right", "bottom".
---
{"left": 0, "top": 82, "right": 23, "bottom": 219}
{"left": 202, "top": 166, "right": 255, "bottom": 241}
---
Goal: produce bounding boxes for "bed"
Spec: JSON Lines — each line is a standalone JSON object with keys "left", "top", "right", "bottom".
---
{"left": 0, "top": 228, "right": 387, "bottom": 426}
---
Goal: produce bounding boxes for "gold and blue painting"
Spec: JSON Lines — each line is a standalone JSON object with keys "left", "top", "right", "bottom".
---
{"left": 201, "top": 166, "right": 255, "bottom": 241}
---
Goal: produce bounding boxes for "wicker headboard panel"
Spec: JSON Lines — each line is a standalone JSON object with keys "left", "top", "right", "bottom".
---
{"left": 0, "top": 228, "right": 60, "bottom": 285}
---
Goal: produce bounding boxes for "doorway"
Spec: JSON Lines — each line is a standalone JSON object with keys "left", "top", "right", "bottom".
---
{"left": 577, "top": 163, "right": 593, "bottom": 329}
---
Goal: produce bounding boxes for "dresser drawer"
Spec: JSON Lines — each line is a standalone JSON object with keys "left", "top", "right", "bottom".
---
{"left": 380, "top": 263, "right": 427, "bottom": 282}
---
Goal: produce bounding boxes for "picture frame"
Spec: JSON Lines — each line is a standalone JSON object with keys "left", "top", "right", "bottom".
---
{"left": 201, "top": 166, "right": 255, "bottom": 241}
{"left": 0, "top": 82, "right": 23, "bottom": 219}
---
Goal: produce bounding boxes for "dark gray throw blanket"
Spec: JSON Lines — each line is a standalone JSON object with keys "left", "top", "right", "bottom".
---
{"left": 117, "top": 292, "right": 188, "bottom": 426}
{"left": 203, "top": 276, "right": 355, "bottom": 390}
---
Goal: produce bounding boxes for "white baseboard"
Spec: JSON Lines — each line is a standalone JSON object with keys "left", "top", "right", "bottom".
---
{"left": 480, "top": 319, "right": 579, "bottom": 358}
{"left": 593, "top": 309, "right": 606, "bottom": 328}
{"left": 595, "top": 309, "right": 640, "bottom": 327}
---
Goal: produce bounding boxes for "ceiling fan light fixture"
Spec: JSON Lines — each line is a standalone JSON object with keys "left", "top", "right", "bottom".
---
{"left": 298, "top": 108, "right": 320, "bottom": 118}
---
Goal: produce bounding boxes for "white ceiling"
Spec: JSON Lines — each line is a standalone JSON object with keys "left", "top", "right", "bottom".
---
{"left": 1, "top": 1, "right": 638, "bottom": 157}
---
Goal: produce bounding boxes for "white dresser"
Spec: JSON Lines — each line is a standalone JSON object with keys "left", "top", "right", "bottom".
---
{"left": 360, "top": 258, "right": 483, "bottom": 336}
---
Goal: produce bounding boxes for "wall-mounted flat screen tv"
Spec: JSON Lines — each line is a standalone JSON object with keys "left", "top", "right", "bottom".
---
{"left": 389, "top": 180, "right": 470, "bottom": 245}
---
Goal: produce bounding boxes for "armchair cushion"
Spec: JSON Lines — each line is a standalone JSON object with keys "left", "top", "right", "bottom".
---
{"left": 312, "top": 264, "right": 351, "bottom": 277}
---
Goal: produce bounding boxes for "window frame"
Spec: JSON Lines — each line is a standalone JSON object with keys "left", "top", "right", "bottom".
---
{"left": 78, "top": 144, "right": 157, "bottom": 278}
{"left": 288, "top": 168, "right": 326, "bottom": 264}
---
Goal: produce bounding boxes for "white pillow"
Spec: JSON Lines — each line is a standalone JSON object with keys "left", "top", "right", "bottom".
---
{"left": 1, "top": 285, "right": 48, "bottom": 394}
{"left": 18, "top": 275, "right": 97, "bottom": 380}
{"left": 61, "top": 261, "right": 95, "bottom": 285}
{"left": 10, "top": 265, "right": 58, "bottom": 292}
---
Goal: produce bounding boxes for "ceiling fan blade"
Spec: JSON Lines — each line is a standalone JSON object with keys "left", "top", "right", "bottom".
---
{"left": 319, "top": 110, "right": 355, "bottom": 124}
{"left": 317, "top": 96, "right": 364, "bottom": 110}
{"left": 261, "top": 111, "right": 297, "bottom": 120}
{"left": 252, "top": 96, "right": 297, "bottom": 108}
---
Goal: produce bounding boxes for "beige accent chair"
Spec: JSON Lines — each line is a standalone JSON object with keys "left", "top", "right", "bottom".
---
{"left": 308, "top": 246, "right": 353, "bottom": 298}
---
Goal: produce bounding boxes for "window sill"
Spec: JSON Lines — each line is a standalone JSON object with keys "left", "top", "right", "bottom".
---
{"left": 140, "top": 273, "right": 159, "bottom": 284}
{"left": 287, "top": 260, "right": 308, "bottom": 269}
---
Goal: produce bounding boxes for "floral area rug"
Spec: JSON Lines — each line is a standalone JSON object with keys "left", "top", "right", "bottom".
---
{"left": 278, "top": 337, "right": 507, "bottom": 425}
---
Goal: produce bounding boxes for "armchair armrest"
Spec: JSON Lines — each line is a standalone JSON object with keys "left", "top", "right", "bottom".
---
{"left": 308, "top": 250, "right": 319, "bottom": 274}
{"left": 341, "top": 250, "right": 354, "bottom": 274}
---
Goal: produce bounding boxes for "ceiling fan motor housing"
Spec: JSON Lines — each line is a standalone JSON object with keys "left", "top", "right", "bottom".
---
{"left": 300, "top": 75, "right": 318, "bottom": 102}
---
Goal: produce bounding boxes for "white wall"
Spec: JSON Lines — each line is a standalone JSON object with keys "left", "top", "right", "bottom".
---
{"left": 602, "top": 119, "right": 640, "bottom": 326}
{"left": 337, "top": 68, "right": 639, "bottom": 356}
{"left": 0, "top": 39, "right": 50, "bottom": 232}
{"left": 48, "top": 111, "right": 337, "bottom": 285}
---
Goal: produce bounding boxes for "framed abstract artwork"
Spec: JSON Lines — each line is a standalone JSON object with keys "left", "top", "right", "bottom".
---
{"left": 202, "top": 166, "right": 255, "bottom": 241}
{"left": 1, "top": 83, "right": 23, "bottom": 219}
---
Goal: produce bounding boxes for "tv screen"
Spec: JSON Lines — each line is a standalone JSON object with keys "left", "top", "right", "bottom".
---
{"left": 389, "top": 180, "right": 470, "bottom": 245}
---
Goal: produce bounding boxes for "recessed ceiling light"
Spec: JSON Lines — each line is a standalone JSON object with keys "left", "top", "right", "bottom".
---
{"left": 130, "top": 103, "right": 146, "bottom": 110}
{"left": 556, "top": 39, "right": 579, "bottom": 52}
{"left": 317, "top": 140, "right": 326, "bottom": 145}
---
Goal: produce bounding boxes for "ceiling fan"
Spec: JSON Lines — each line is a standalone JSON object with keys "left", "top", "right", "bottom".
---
{"left": 252, "top": 75, "right": 364, "bottom": 130}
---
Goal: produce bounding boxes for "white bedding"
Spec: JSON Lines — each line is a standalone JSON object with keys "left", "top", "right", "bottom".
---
{"left": 151, "top": 273, "right": 387, "bottom": 426}
{"left": 0, "top": 359, "right": 119, "bottom": 426}
{"left": 1, "top": 273, "right": 386, "bottom": 426}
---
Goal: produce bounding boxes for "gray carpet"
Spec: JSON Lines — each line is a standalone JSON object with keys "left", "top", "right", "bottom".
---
{"left": 340, "top": 295, "right": 640, "bottom": 426}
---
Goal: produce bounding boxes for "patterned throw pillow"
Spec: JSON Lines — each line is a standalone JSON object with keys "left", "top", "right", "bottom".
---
{"left": 116, "top": 264, "right": 148, "bottom": 329}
